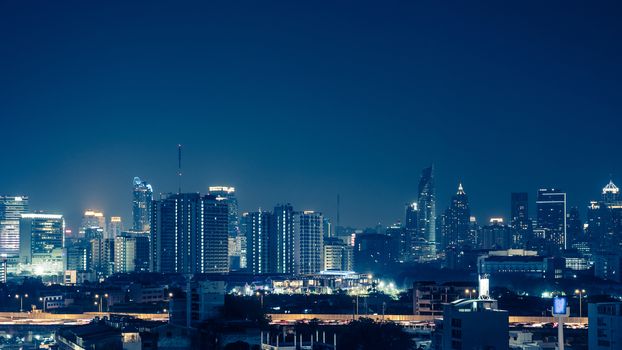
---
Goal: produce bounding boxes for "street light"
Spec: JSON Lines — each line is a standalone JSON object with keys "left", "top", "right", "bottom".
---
{"left": 575, "top": 289, "right": 586, "bottom": 318}
{"left": 94, "top": 293, "right": 109, "bottom": 313}
{"left": 465, "top": 288, "right": 476, "bottom": 299}
{"left": 256, "top": 292, "right": 264, "bottom": 309}
{"left": 39, "top": 297, "right": 46, "bottom": 313}
{"left": 15, "top": 294, "right": 28, "bottom": 312}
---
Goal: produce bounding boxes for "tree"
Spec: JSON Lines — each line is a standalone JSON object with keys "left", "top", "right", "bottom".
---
{"left": 337, "top": 318, "right": 414, "bottom": 350}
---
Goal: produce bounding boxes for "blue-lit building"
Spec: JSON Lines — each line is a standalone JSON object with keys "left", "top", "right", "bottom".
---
{"left": 0, "top": 196, "right": 29, "bottom": 257}
{"left": 273, "top": 204, "right": 295, "bottom": 274}
{"left": 536, "top": 188, "right": 567, "bottom": 252}
{"left": 417, "top": 166, "right": 436, "bottom": 260}
{"left": 294, "top": 211, "right": 324, "bottom": 274}
{"left": 245, "top": 210, "right": 273, "bottom": 274}
{"left": 19, "top": 213, "right": 65, "bottom": 275}
{"left": 151, "top": 193, "right": 229, "bottom": 274}
{"left": 132, "top": 177, "right": 153, "bottom": 232}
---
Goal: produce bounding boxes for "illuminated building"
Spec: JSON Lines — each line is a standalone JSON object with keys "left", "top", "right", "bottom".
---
{"left": 440, "top": 183, "right": 471, "bottom": 250}
{"left": 417, "top": 166, "right": 436, "bottom": 260}
{"left": 413, "top": 281, "right": 477, "bottom": 316}
{"left": 354, "top": 232, "right": 392, "bottom": 273}
{"left": 477, "top": 249, "right": 563, "bottom": 279}
{"left": 132, "top": 177, "right": 153, "bottom": 232}
{"left": 510, "top": 192, "right": 532, "bottom": 248}
{"left": 294, "top": 211, "right": 324, "bottom": 274}
{"left": 587, "top": 180, "right": 622, "bottom": 254}
{"left": 245, "top": 210, "right": 273, "bottom": 274}
{"left": 273, "top": 204, "right": 295, "bottom": 274}
{"left": 0, "top": 196, "right": 29, "bottom": 257}
{"left": 404, "top": 202, "right": 418, "bottom": 261}
{"left": 91, "top": 238, "right": 114, "bottom": 277}
{"left": 19, "top": 213, "right": 65, "bottom": 275}
{"left": 209, "top": 186, "right": 243, "bottom": 269}
{"left": 108, "top": 216, "right": 123, "bottom": 239}
{"left": 80, "top": 210, "right": 106, "bottom": 238}
{"left": 386, "top": 223, "right": 406, "bottom": 262}
{"left": 479, "top": 218, "right": 512, "bottom": 250}
{"left": 114, "top": 231, "right": 150, "bottom": 273}
{"left": 65, "top": 238, "right": 91, "bottom": 272}
{"left": 323, "top": 237, "right": 353, "bottom": 271}
{"left": 536, "top": 188, "right": 567, "bottom": 252}
{"left": 151, "top": 193, "right": 229, "bottom": 274}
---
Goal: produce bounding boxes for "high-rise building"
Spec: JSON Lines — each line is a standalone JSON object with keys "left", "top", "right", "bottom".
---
{"left": 386, "top": 223, "right": 406, "bottom": 262}
{"left": 150, "top": 193, "right": 229, "bottom": 274}
{"left": 19, "top": 213, "right": 65, "bottom": 275}
{"left": 0, "top": 196, "right": 29, "bottom": 257}
{"left": 65, "top": 238, "right": 91, "bottom": 272}
{"left": 536, "top": 188, "right": 567, "bottom": 251}
{"left": 323, "top": 237, "right": 353, "bottom": 271}
{"left": 113, "top": 231, "right": 150, "bottom": 273}
{"left": 510, "top": 192, "right": 532, "bottom": 248}
{"left": 273, "top": 204, "right": 295, "bottom": 274}
{"left": 404, "top": 202, "right": 418, "bottom": 261}
{"left": 566, "top": 206, "right": 584, "bottom": 246}
{"left": 108, "top": 216, "right": 123, "bottom": 239}
{"left": 294, "top": 211, "right": 324, "bottom": 274}
{"left": 588, "top": 302, "right": 622, "bottom": 350}
{"left": 245, "top": 210, "right": 273, "bottom": 274}
{"left": 480, "top": 218, "right": 512, "bottom": 250}
{"left": 80, "top": 210, "right": 106, "bottom": 238}
{"left": 417, "top": 166, "right": 436, "bottom": 259}
{"left": 441, "top": 183, "right": 471, "bottom": 250}
{"left": 587, "top": 180, "right": 622, "bottom": 254}
{"left": 132, "top": 177, "right": 153, "bottom": 232}
{"left": 208, "top": 187, "right": 243, "bottom": 269}
{"left": 91, "top": 238, "right": 114, "bottom": 277}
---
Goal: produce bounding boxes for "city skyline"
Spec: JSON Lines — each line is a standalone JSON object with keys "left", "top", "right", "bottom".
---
{"left": 2, "top": 1, "right": 622, "bottom": 229}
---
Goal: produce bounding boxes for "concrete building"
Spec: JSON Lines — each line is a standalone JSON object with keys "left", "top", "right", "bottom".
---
{"left": 323, "top": 237, "right": 353, "bottom": 271}
{"left": 19, "top": 213, "right": 65, "bottom": 275}
{"left": 0, "top": 196, "right": 29, "bottom": 257}
{"left": 588, "top": 302, "right": 622, "bottom": 350}
{"left": 413, "top": 281, "right": 477, "bottom": 316}
{"left": 436, "top": 297, "right": 509, "bottom": 350}
{"left": 294, "top": 211, "right": 323, "bottom": 274}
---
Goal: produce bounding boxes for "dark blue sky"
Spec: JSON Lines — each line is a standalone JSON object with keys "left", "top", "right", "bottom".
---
{"left": 1, "top": 1, "right": 622, "bottom": 230}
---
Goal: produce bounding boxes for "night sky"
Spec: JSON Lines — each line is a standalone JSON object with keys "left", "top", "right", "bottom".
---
{"left": 2, "top": 1, "right": 622, "bottom": 230}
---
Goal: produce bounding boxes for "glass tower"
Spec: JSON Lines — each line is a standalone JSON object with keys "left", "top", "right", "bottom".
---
{"left": 0, "top": 196, "right": 29, "bottom": 257}
{"left": 417, "top": 166, "right": 436, "bottom": 259}
{"left": 132, "top": 177, "right": 153, "bottom": 232}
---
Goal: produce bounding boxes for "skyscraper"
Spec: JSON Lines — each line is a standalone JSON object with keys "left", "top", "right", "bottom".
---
{"left": 0, "top": 196, "right": 29, "bottom": 257}
{"left": 587, "top": 180, "right": 622, "bottom": 253}
{"left": 273, "top": 204, "right": 295, "bottom": 274}
{"left": 108, "top": 216, "right": 123, "bottom": 239}
{"left": 132, "top": 177, "right": 153, "bottom": 232}
{"left": 294, "top": 211, "right": 324, "bottom": 274}
{"left": 208, "top": 186, "right": 243, "bottom": 269}
{"left": 19, "top": 213, "right": 65, "bottom": 275}
{"left": 245, "top": 210, "right": 273, "bottom": 274}
{"left": 510, "top": 192, "right": 532, "bottom": 248}
{"left": 404, "top": 202, "right": 418, "bottom": 261}
{"left": 441, "top": 183, "right": 471, "bottom": 250}
{"left": 536, "top": 188, "right": 567, "bottom": 252}
{"left": 417, "top": 166, "right": 436, "bottom": 259}
{"left": 150, "top": 193, "right": 229, "bottom": 274}
{"left": 80, "top": 210, "right": 106, "bottom": 238}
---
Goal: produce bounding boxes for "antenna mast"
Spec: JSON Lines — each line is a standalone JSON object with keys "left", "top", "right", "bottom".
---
{"left": 178, "top": 144, "right": 182, "bottom": 194}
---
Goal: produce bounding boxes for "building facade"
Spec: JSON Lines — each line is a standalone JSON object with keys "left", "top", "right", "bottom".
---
{"left": 132, "top": 177, "right": 153, "bottom": 232}
{"left": 417, "top": 166, "right": 436, "bottom": 260}
{"left": 0, "top": 196, "right": 29, "bottom": 257}
{"left": 294, "top": 211, "right": 323, "bottom": 274}
{"left": 19, "top": 213, "right": 65, "bottom": 275}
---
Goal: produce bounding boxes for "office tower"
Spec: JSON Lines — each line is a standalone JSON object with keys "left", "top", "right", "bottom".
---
{"left": 108, "top": 216, "right": 123, "bottom": 239}
{"left": 19, "top": 213, "right": 65, "bottom": 275}
{"left": 441, "top": 183, "right": 471, "bottom": 250}
{"left": 386, "top": 223, "right": 406, "bottom": 262}
{"left": 209, "top": 186, "right": 243, "bottom": 269}
{"left": 113, "top": 231, "right": 150, "bottom": 273}
{"left": 403, "top": 202, "right": 418, "bottom": 261}
{"left": 566, "top": 206, "right": 584, "bottom": 245}
{"left": 354, "top": 232, "right": 393, "bottom": 273}
{"left": 80, "top": 210, "right": 106, "bottom": 238}
{"left": 480, "top": 218, "right": 512, "bottom": 250}
{"left": 510, "top": 192, "right": 532, "bottom": 248}
{"left": 91, "top": 238, "right": 114, "bottom": 277}
{"left": 132, "top": 177, "right": 153, "bottom": 232}
{"left": 294, "top": 211, "right": 324, "bottom": 274}
{"left": 245, "top": 210, "right": 273, "bottom": 274}
{"left": 0, "top": 196, "right": 29, "bottom": 257}
{"left": 587, "top": 180, "right": 622, "bottom": 254}
{"left": 417, "top": 166, "right": 436, "bottom": 259}
{"left": 323, "top": 237, "right": 353, "bottom": 271}
{"left": 151, "top": 193, "right": 229, "bottom": 274}
{"left": 65, "top": 238, "right": 91, "bottom": 272}
{"left": 536, "top": 188, "right": 567, "bottom": 251}
{"left": 273, "top": 204, "right": 295, "bottom": 274}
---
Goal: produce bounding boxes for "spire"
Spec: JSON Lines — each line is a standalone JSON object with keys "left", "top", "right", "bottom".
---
{"left": 457, "top": 182, "right": 465, "bottom": 195}
{"left": 603, "top": 180, "right": 619, "bottom": 194}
